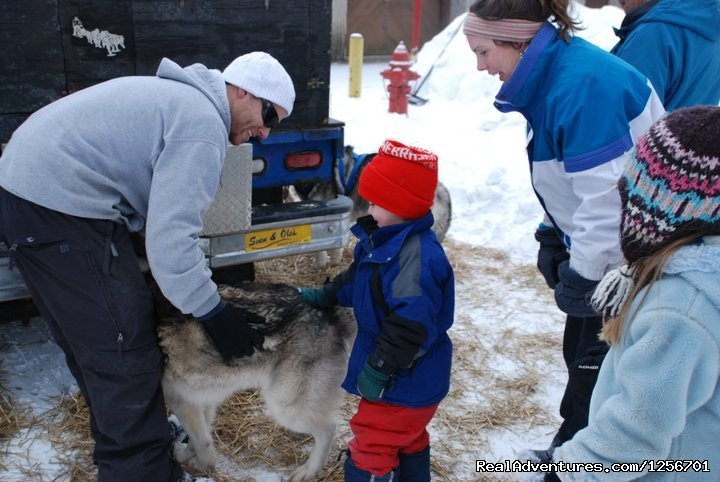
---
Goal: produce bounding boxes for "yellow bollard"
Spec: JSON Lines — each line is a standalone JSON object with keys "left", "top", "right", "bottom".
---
{"left": 348, "top": 33, "right": 363, "bottom": 98}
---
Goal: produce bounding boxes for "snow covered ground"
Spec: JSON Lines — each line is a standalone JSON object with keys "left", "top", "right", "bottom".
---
{"left": 0, "top": 3, "right": 628, "bottom": 481}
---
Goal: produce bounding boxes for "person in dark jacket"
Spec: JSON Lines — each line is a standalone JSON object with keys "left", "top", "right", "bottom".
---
{"left": 299, "top": 139, "right": 455, "bottom": 482}
{"left": 0, "top": 52, "right": 294, "bottom": 482}
{"left": 611, "top": 0, "right": 720, "bottom": 110}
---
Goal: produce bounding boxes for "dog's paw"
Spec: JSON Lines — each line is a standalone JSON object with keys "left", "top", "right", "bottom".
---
{"left": 313, "top": 251, "right": 330, "bottom": 269}
{"left": 286, "top": 465, "right": 320, "bottom": 482}
{"left": 179, "top": 443, "right": 217, "bottom": 472}
{"left": 173, "top": 441, "right": 216, "bottom": 471}
{"left": 328, "top": 247, "right": 344, "bottom": 266}
{"left": 172, "top": 440, "right": 196, "bottom": 465}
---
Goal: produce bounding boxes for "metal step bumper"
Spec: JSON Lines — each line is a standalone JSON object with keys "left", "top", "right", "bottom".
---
{"left": 200, "top": 194, "right": 354, "bottom": 267}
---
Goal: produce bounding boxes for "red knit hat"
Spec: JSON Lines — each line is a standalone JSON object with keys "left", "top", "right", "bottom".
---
{"left": 359, "top": 139, "right": 438, "bottom": 220}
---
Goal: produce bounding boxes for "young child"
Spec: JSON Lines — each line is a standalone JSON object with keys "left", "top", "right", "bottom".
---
{"left": 299, "top": 139, "right": 455, "bottom": 482}
{"left": 536, "top": 105, "right": 720, "bottom": 479}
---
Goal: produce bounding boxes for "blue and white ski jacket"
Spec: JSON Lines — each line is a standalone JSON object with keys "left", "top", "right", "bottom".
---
{"left": 611, "top": 0, "right": 720, "bottom": 110}
{"left": 494, "top": 23, "right": 665, "bottom": 280}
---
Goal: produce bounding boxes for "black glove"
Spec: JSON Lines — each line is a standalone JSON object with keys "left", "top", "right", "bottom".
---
{"left": 200, "top": 304, "right": 265, "bottom": 362}
{"left": 534, "top": 225, "right": 569, "bottom": 289}
{"left": 519, "top": 449, "right": 560, "bottom": 482}
{"left": 554, "top": 261, "right": 599, "bottom": 317}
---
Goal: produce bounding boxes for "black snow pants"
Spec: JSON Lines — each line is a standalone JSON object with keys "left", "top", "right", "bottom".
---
{"left": 0, "top": 187, "right": 178, "bottom": 482}
{"left": 553, "top": 313, "right": 609, "bottom": 447}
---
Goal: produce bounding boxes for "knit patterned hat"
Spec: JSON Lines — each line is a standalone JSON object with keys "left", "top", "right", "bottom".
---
{"left": 223, "top": 52, "right": 295, "bottom": 115}
{"left": 619, "top": 105, "right": 720, "bottom": 263}
{"left": 358, "top": 139, "right": 439, "bottom": 220}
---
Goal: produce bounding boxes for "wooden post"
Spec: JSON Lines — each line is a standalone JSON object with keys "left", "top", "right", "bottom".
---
{"left": 348, "top": 33, "right": 364, "bottom": 98}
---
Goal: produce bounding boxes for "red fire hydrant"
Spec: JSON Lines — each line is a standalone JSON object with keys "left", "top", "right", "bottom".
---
{"left": 380, "top": 41, "right": 420, "bottom": 114}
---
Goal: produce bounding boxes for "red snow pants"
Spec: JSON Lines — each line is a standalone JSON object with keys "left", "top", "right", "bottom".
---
{"left": 348, "top": 399, "right": 439, "bottom": 476}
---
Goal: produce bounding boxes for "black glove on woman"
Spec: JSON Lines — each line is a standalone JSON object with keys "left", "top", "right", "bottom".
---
{"left": 554, "top": 261, "right": 599, "bottom": 318}
{"left": 534, "top": 225, "right": 569, "bottom": 289}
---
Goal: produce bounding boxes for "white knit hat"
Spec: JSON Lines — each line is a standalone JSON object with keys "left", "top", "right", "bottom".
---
{"left": 222, "top": 52, "right": 295, "bottom": 116}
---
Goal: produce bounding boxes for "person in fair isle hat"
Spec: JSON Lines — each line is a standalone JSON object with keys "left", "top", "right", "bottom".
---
{"left": 298, "top": 139, "right": 455, "bottom": 481}
{"left": 540, "top": 105, "right": 720, "bottom": 479}
{"left": 0, "top": 50, "right": 294, "bottom": 481}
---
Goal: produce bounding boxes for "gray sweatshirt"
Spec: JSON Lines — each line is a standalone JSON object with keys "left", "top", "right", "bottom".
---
{"left": 0, "top": 58, "right": 231, "bottom": 317}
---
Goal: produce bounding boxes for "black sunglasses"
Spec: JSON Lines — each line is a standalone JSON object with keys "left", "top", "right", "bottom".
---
{"left": 260, "top": 98, "right": 280, "bottom": 129}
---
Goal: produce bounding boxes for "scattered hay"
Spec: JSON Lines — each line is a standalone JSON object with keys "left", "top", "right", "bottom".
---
{"left": 254, "top": 248, "right": 354, "bottom": 287}
{"left": 444, "top": 239, "right": 549, "bottom": 299}
{"left": 0, "top": 378, "right": 27, "bottom": 443}
{"left": 0, "top": 360, "right": 36, "bottom": 474}
{"left": 43, "top": 392, "right": 96, "bottom": 480}
{"left": 431, "top": 329, "right": 552, "bottom": 461}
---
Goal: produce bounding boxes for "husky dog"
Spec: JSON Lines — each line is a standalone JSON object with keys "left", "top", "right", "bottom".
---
{"left": 157, "top": 283, "right": 356, "bottom": 482}
{"left": 285, "top": 146, "right": 452, "bottom": 267}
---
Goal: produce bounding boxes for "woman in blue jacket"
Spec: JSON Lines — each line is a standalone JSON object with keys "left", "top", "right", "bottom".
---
{"left": 463, "top": 0, "right": 665, "bottom": 453}
{"left": 611, "top": 0, "right": 720, "bottom": 110}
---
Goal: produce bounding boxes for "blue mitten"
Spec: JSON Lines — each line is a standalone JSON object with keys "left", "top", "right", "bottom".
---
{"left": 357, "top": 360, "right": 391, "bottom": 401}
{"left": 297, "top": 287, "right": 330, "bottom": 308}
{"left": 554, "top": 261, "right": 599, "bottom": 317}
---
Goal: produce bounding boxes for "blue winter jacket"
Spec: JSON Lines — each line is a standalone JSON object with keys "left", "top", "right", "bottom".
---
{"left": 333, "top": 213, "right": 455, "bottom": 407}
{"left": 494, "top": 22, "right": 664, "bottom": 281}
{"left": 611, "top": 0, "right": 720, "bottom": 110}
{"left": 554, "top": 237, "right": 720, "bottom": 480}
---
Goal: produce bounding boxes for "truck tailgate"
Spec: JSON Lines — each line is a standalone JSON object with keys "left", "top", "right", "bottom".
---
{"left": 201, "top": 195, "right": 353, "bottom": 267}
